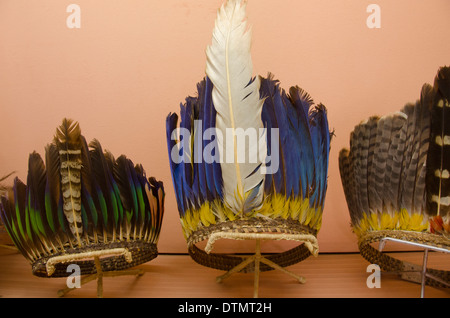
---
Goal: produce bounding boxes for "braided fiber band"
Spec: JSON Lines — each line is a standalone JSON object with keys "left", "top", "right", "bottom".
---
{"left": 31, "top": 241, "right": 157, "bottom": 278}
{"left": 187, "top": 218, "right": 318, "bottom": 246}
{"left": 187, "top": 219, "right": 318, "bottom": 273}
{"left": 358, "top": 230, "right": 450, "bottom": 288}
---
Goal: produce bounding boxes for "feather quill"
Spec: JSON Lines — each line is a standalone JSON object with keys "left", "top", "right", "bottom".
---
{"left": 205, "top": 0, "right": 266, "bottom": 214}
{"left": 54, "top": 118, "right": 83, "bottom": 246}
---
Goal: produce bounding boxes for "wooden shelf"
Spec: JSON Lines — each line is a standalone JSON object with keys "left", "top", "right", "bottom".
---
{"left": 0, "top": 246, "right": 448, "bottom": 298}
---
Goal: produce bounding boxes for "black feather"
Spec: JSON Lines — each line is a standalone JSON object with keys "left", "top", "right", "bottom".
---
{"left": 426, "top": 67, "right": 450, "bottom": 218}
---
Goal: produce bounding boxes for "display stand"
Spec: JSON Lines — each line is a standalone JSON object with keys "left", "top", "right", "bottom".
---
{"left": 45, "top": 248, "right": 144, "bottom": 298}
{"left": 378, "top": 237, "right": 450, "bottom": 298}
{"left": 205, "top": 232, "right": 318, "bottom": 298}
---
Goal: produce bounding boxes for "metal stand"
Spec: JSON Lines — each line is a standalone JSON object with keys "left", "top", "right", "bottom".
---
{"left": 45, "top": 248, "right": 144, "bottom": 298}
{"left": 205, "top": 232, "right": 318, "bottom": 298}
{"left": 378, "top": 237, "right": 450, "bottom": 298}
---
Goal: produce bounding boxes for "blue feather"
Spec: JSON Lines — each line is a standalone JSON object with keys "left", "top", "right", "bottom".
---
{"left": 179, "top": 99, "right": 196, "bottom": 212}
{"left": 310, "top": 104, "right": 331, "bottom": 208}
{"left": 166, "top": 113, "right": 186, "bottom": 215}
{"left": 288, "top": 87, "right": 316, "bottom": 199}
{"left": 166, "top": 77, "right": 226, "bottom": 216}
{"left": 167, "top": 105, "right": 195, "bottom": 215}
{"left": 259, "top": 74, "right": 329, "bottom": 206}
{"left": 193, "top": 83, "right": 206, "bottom": 206}
{"left": 180, "top": 98, "right": 194, "bottom": 190}
{"left": 201, "top": 77, "right": 223, "bottom": 201}
{"left": 260, "top": 75, "right": 286, "bottom": 195}
{"left": 193, "top": 79, "right": 212, "bottom": 204}
{"left": 271, "top": 89, "right": 301, "bottom": 198}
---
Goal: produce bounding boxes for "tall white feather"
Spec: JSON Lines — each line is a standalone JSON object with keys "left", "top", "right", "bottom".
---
{"left": 205, "top": 0, "right": 266, "bottom": 215}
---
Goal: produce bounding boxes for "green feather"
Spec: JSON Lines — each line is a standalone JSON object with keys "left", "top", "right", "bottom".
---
{"left": 57, "top": 198, "right": 67, "bottom": 233}
{"left": 126, "top": 210, "right": 133, "bottom": 224}
{"left": 97, "top": 190, "right": 108, "bottom": 226}
{"left": 86, "top": 193, "right": 98, "bottom": 227}
{"left": 110, "top": 189, "right": 119, "bottom": 227}
{"left": 15, "top": 200, "right": 26, "bottom": 241}
{"left": 131, "top": 183, "right": 138, "bottom": 223}
{"left": 112, "top": 183, "right": 124, "bottom": 223}
{"left": 81, "top": 204, "right": 88, "bottom": 231}
{"left": 27, "top": 193, "right": 39, "bottom": 236}
{"left": 45, "top": 191, "right": 55, "bottom": 232}
{"left": 10, "top": 219, "right": 20, "bottom": 244}
{"left": 25, "top": 201, "right": 33, "bottom": 241}
{"left": 136, "top": 184, "right": 145, "bottom": 223}
{"left": 35, "top": 209, "right": 45, "bottom": 237}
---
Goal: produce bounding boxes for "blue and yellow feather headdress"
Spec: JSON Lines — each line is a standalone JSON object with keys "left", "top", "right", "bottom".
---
{"left": 166, "top": 0, "right": 332, "bottom": 271}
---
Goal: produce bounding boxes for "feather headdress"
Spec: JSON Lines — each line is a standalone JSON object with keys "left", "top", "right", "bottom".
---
{"left": 0, "top": 119, "right": 165, "bottom": 277}
{"left": 339, "top": 67, "right": 450, "bottom": 237}
{"left": 339, "top": 66, "right": 450, "bottom": 288}
{"left": 166, "top": 0, "right": 332, "bottom": 271}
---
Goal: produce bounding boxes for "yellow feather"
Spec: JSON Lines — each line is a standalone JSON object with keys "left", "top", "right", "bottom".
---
{"left": 257, "top": 200, "right": 272, "bottom": 217}
{"left": 313, "top": 212, "right": 323, "bottom": 230}
{"left": 180, "top": 218, "right": 189, "bottom": 239}
{"left": 211, "top": 200, "right": 227, "bottom": 222}
{"left": 289, "top": 197, "right": 302, "bottom": 220}
{"left": 409, "top": 213, "right": 428, "bottom": 232}
{"left": 360, "top": 216, "right": 369, "bottom": 233}
{"left": 192, "top": 210, "right": 201, "bottom": 231}
{"left": 310, "top": 206, "right": 323, "bottom": 230}
{"left": 399, "top": 209, "right": 410, "bottom": 230}
{"left": 368, "top": 213, "right": 379, "bottom": 230}
{"left": 222, "top": 204, "right": 237, "bottom": 221}
{"left": 380, "top": 212, "right": 393, "bottom": 230}
{"left": 183, "top": 211, "right": 192, "bottom": 233}
{"left": 298, "top": 198, "right": 310, "bottom": 223}
{"left": 199, "top": 203, "right": 209, "bottom": 227}
{"left": 281, "top": 197, "right": 291, "bottom": 219}
{"left": 304, "top": 206, "right": 315, "bottom": 226}
{"left": 271, "top": 194, "right": 285, "bottom": 218}
{"left": 200, "top": 202, "right": 216, "bottom": 227}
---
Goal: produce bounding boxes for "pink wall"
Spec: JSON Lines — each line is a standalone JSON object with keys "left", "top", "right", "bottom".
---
{"left": 1, "top": 0, "right": 449, "bottom": 254}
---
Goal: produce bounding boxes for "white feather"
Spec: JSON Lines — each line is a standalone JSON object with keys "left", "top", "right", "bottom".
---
{"left": 205, "top": 0, "right": 266, "bottom": 214}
